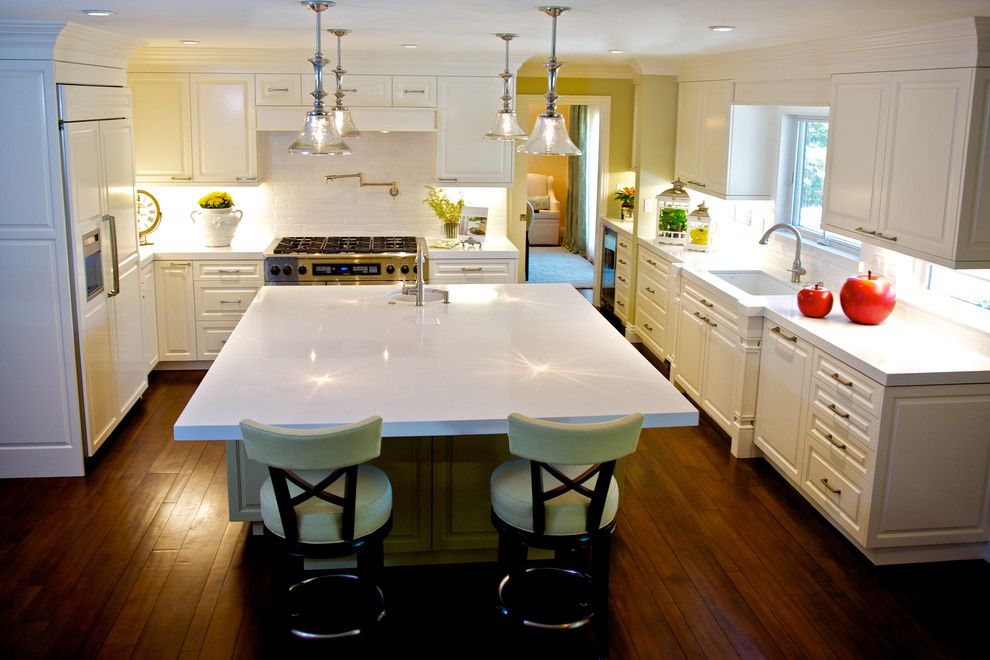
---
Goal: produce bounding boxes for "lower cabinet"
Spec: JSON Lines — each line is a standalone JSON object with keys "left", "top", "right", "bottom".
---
{"left": 140, "top": 262, "right": 159, "bottom": 370}
{"left": 634, "top": 245, "right": 673, "bottom": 360}
{"left": 428, "top": 257, "right": 518, "bottom": 284}
{"left": 154, "top": 259, "right": 261, "bottom": 362}
{"left": 754, "top": 327, "right": 990, "bottom": 563}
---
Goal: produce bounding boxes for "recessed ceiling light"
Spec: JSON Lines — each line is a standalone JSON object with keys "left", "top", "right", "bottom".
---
{"left": 180, "top": 40, "right": 200, "bottom": 45}
{"left": 81, "top": 9, "right": 114, "bottom": 17}
{"left": 609, "top": 49, "right": 625, "bottom": 54}
{"left": 401, "top": 43, "right": 418, "bottom": 49}
{"left": 708, "top": 25, "right": 736, "bottom": 32}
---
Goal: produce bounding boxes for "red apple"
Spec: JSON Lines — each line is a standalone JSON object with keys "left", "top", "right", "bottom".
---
{"left": 797, "top": 282, "right": 833, "bottom": 318}
{"left": 839, "top": 271, "right": 896, "bottom": 325}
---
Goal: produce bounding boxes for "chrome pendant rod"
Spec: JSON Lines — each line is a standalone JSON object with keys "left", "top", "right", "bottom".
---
{"left": 496, "top": 33, "right": 517, "bottom": 113}
{"left": 329, "top": 28, "right": 351, "bottom": 110}
{"left": 304, "top": 1, "right": 333, "bottom": 112}
{"left": 539, "top": 6, "right": 568, "bottom": 116}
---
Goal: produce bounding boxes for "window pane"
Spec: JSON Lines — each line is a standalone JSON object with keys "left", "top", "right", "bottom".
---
{"left": 928, "top": 266, "right": 990, "bottom": 311}
{"left": 794, "top": 120, "right": 828, "bottom": 232}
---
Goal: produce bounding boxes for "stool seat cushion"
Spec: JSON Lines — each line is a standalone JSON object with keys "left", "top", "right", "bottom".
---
{"left": 260, "top": 464, "right": 392, "bottom": 544}
{"left": 490, "top": 458, "right": 619, "bottom": 535}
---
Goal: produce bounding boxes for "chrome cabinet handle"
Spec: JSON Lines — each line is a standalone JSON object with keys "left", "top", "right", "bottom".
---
{"left": 402, "top": 88, "right": 427, "bottom": 94}
{"left": 266, "top": 87, "right": 290, "bottom": 93}
{"left": 687, "top": 180, "right": 707, "bottom": 188}
{"left": 619, "top": 241, "right": 628, "bottom": 248}
{"left": 771, "top": 326, "right": 798, "bottom": 343}
{"left": 341, "top": 88, "right": 358, "bottom": 93}
{"left": 827, "top": 402, "right": 850, "bottom": 419}
{"left": 618, "top": 258, "right": 628, "bottom": 265}
{"left": 438, "top": 177, "right": 458, "bottom": 182}
{"left": 169, "top": 261, "right": 191, "bottom": 267}
{"left": 235, "top": 176, "right": 257, "bottom": 181}
{"left": 461, "top": 267, "right": 483, "bottom": 272}
{"left": 645, "top": 286, "right": 656, "bottom": 294}
{"left": 642, "top": 322, "right": 654, "bottom": 332}
{"left": 170, "top": 176, "right": 192, "bottom": 181}
{"left": 698, "top": 298, "right": 714, "bottom": 308}
{"left": 854, "top": 227, "right": 877, "bottom": 236}
{"left": 102, "top": 215, "right": 120, "bottom": 297}
{"left": 824, "top": 432, "right": 846, "bottom": 450}
{"left": 875, "top": 231, "right": 898, "bottom": 242}
{"left": 646, "top": 258, "right": 658, "bottom": 266}
{"left": 820, "top": 478, "right": 841, "bottom": 495}
{"left": 219, "top": 299, "right": 242, "bottom": 304}
{"left": 217, "top": 268, "right": 242, "bottom": 274}
{"left": 830, "top": 372, "right": 853, "bottom": 387}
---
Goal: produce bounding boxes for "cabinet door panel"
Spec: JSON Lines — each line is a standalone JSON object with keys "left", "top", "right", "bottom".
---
{"left": 437, "top": 77, "right": 512, "bottom": 184}
{"left": 129, "top": 73, "right": 193, "bottom": 181}
{"left": 881, "top": 69, "right": 971, "bottom": 258}
{"left": 822, "top": 74, "right": 889, "bottom": 235}
{"left": 702, "top": 324, "right": 740, "bottom": 434}
{"left": 699, "top": 82, "right": 732, "bottom": 195}
{"left": 189, "top": 75, "right": 256, "bottom": 181}
{"left": 112, "top": 260, "right": 147, "bottom": 414}
{"left": 754, "top": 325, "right": 811, "bottom": 482}
{"left": 673, "top": 304, "right": 706, "bottom": 403}
{"left": 100, "top": 120, "right": 138, "bottom": 264}
{"left": 674, "top": 82, "right": 703, "bottom": 184}
{"left": 154, "top": 262, "right": 196, "bottom": 360}
{"left": 82, "top": 296, "right": 117, "bottom": 455}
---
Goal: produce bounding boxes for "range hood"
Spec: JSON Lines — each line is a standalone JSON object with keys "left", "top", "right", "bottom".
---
{"left": 257, "top": 106, "right": 435, "bottom": 133}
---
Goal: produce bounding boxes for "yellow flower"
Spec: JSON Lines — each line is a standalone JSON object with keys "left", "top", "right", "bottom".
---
{"left": 198, "top": 191, "right": 235, "bottom": 209}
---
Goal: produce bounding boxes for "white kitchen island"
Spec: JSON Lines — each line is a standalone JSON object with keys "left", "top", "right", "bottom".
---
{"left": 174, "top": 283, "right": 698, "bottom": 561}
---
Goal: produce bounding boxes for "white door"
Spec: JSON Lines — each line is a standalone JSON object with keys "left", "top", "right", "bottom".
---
{"left": 437, "top": 77, "right": 513, "bottom": 185}
{"left": 128, "top": 73, "right": 193, "bottom": 182}
{"left": 112, "top": 257, "right": 148, "bottom": 418}
{"left": 698, "top": 81, "right": 732, "bottom": 195}
{"left": 155, "top": 261, "right": 197, "bottom": 360}
{"left": 701, "top": 322, "right": 740, "bottom": 434}
{"left": 100, "top": 119, "right": 139, "bottom": 264}
{"left": 190, "top": 74, "right": 257, "bottom": 182}
{"left": 674, "top": 82, "right": 703, "bottom": 185}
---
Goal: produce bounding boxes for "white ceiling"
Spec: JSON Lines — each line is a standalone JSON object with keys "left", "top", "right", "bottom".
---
{"left": 0, "top": 0, "right": 986, "bottom": 64}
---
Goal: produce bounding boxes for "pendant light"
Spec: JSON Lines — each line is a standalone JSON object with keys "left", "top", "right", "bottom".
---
{"left": 288, "top": 1, "right": 351, "bottom": 156}
{"left": 327, "top": 28, "right": 360, "bottom": 138}
{"left": 484, "top": 33, "right": 528, "bottom": 141}
{"left": 517, "top": 6, "right": 581, "bottom": 157}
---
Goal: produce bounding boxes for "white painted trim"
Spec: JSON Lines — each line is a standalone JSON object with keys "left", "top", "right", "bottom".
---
{"left": 518, "top": 60, "right": 635, "bottom": 79}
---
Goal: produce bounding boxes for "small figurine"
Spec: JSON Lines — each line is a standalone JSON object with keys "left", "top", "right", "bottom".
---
{"left": 460, "top": 236, "right": 482, "bottom": 250}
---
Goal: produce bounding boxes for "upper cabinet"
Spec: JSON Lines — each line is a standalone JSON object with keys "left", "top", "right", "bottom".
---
{"left": 674, "top": 80, "right": 775, "bottom": 199}
{"left": 129, "top": 73, "right": 257, "bottom": 184}
{"left": 822, "top": 68, "right": 990, "bottom": 268}
{"left": 436, "top": 76, "right": 513, "bottom": 186}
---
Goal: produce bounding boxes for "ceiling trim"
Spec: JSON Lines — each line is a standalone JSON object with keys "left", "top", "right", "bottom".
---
{"left": 518, "top": 60, "right": 635, "bottom": 79}
{"left": 0, "top": 21, "right": 144, "bottom": 68}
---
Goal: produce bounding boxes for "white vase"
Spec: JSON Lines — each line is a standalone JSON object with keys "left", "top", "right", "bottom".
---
{"left": 190, "top": 207, "right": 243, "bottom": 247}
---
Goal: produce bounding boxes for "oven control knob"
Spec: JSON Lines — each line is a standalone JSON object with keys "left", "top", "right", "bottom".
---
{"left": 400, "top": 264, "right": 409, "bottom": 274}
{"left": 385, "top": 264, "right": 395, "bottom": 275}
{"left": 282, "top": 265, "right": 293, "bottom": 275}
{"left": 297, "top": 265, "right": 307, "bottom": 275}
{"left": 269, "top": 265, "right": 281, "bottom": 276}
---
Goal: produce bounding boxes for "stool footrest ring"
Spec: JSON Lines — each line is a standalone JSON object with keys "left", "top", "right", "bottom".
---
{"left": 288, "top": 573, "right": 386, "bottom": 639}
{"left": 497, "top": 566, "right": 594, "bottom": 629}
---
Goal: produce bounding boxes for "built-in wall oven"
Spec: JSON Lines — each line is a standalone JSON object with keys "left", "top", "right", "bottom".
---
{"left": 599, "top": 225, "right": 617, "bottom": 314}
{"left": 263, "top": 236, "right": 426, "bottom": 285}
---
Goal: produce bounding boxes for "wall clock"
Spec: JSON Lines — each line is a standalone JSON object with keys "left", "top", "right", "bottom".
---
{"left": 136, "top": 190, "right": 162, "bottom": 245}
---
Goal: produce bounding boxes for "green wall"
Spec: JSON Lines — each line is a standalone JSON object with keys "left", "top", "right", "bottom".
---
{"left": 517, "top": 76, "right": 636, "bottom": 218}
{"left": 634, "top": 75, "right": 679, "bottom": 237}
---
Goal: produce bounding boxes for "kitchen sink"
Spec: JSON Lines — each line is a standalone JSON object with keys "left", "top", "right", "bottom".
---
{"left": 707, "top": 270, "right": 796, "bottom": 296}
{"left": 387, "top": 288, "right": 448, "bottom": 304}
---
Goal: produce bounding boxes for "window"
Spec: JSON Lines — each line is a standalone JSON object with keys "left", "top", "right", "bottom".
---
{"left": 927, "top": 265, "right": 990, "bottom": 312}
{"left": 778, "top": 112, "right": 859, "bottom": 252}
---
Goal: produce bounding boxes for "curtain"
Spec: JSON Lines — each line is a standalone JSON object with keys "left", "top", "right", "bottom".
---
{"left": 563, "top": 105, "right": 588, "bottom": 255}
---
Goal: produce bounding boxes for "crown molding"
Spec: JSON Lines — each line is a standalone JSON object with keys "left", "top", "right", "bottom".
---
{"left": 630, "top": 58, "right": 679, "bottom": 76}
{"left": 129, "top": 46, "right": 532, "bottom": 76}
{"left": 0, "top": 21, "right": 64, "bottom": 59}
{"left": 676, "top": 16, "right": 990, "bottom": 83}
{"left": 0, "top": 21, "right": 144, "bottom": 69}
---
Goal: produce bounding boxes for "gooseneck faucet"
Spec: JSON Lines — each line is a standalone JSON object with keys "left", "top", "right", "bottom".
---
{"left": 414, "top": 239, "right": 426, "bottom": 306}
{"left": 758, "top": 224, "right": 807, "bottom": 283}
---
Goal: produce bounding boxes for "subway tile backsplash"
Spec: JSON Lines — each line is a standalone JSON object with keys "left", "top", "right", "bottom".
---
{"left": 144, "top": 131, "right": 507, "bottom": 243}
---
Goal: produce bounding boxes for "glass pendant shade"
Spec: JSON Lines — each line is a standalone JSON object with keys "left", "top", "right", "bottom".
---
{"left": 517, "top": 112, "right": 581, "bottom": 156}
{"left": 485, "top": 110, "right": 528, "bottom": 141}
{"left": 329, "top": 107, "right": 360, "bottom": 138}
{"left": 288, "top": 110, "right": 351, "bottom": 155}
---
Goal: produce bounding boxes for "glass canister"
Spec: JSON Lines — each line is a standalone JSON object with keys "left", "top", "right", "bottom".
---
{"left": 685, "top": 201, "right": 711, "bottom": 252}
{"left": 655, "top": 179, "right": 691, "bottom": 244}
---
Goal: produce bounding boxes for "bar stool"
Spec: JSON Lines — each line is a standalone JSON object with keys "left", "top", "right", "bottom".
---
{"left": 490, "top": 412, "right": 644, "bottom": 655}
{"left": 239, "top": 416, "right": 393, "bottom": 641}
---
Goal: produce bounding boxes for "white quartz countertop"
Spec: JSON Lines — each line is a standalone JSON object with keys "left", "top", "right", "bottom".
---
{"left": 426, "top": 236, "right": 519, "bottom": 259}
{"left": 637, "top": 238, "right": 990, "bottom": 387}
{"left": 138, "top": 235, "right": 272, "bottom": 264}
{"left": 174, "top": 283, "right": 698, "bottom": 440}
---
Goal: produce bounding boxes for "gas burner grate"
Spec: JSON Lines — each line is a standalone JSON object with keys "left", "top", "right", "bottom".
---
{"left": 272, "top": 236, "right": 419, "bottom": 255}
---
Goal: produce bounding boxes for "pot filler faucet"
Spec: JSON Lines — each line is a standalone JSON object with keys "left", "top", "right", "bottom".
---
{"left": 758, "top": 224, "right": 807, "bottom": 283}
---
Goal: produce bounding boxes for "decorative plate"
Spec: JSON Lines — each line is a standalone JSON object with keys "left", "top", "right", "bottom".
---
{"left": 136, "top": 190, "right": 161, "bottom": 245}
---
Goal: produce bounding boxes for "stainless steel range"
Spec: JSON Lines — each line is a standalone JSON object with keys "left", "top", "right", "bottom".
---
{"left": 263, "top": 236, "right": 426, "bottom": 285}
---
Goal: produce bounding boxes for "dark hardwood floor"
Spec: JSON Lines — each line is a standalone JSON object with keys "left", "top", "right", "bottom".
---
{"left": 1, "top": 369, "right": 987, "bottom": 659}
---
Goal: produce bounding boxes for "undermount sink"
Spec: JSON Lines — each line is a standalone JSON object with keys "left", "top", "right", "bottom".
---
{"left": 707, "top": 270, "right": 796, "bottom": 296}
{"left": 387, "top": 288, "right": 448, "bottom": 304}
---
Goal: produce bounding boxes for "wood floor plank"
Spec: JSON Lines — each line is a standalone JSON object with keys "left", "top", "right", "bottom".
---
{"left": 97, "top": 549, "right": 179, "bottom": 656}
{"left": 154, "top": 443, "right": 226, "bottom": 551}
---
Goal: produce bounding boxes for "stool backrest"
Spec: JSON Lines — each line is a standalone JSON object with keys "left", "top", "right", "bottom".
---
{"left": 507, "top": 413, "right": 644, "bottom": 535}
{"left": 239, "top": 416, "right": 383, "bottom": 544}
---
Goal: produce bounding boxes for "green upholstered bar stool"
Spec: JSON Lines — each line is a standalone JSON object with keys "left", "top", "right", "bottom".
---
{"left": 490, "top": 412, "right": 644, "bottom": 656}
{"left": 240, "top": 416, "right": 393, "bottom": 640}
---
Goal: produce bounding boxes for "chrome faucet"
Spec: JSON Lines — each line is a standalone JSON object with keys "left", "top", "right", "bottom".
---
{"left": 414, "top": 239, "right": 426, "bottom": 305}
{"left": 759, "top": 224, "right": 807, "bottom": 283}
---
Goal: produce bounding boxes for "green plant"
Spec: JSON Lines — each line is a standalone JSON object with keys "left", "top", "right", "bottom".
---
{"left": 424, "top": 186, "right": 464, "bottom": 225}
{"left": 198, "top": 191, "right": 235, "bottom": 209}
{"left": 659, "top": 207, "right": 687, "bottom": 232}
{"left": 614, "top": 186, "right": 635, "bottom": 206}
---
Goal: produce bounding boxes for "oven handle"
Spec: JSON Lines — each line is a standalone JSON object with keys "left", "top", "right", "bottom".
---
{"left": 103, "top": 214, "right": 120, "bottom": 297}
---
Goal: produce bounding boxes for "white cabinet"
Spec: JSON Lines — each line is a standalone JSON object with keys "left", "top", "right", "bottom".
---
{"left": 155, "top": 261, "right": 196, "bottom": 361}
{"left": 754, "top": 324, "right": 813, "bottom": 483}
{"left": 140, "top": 262, "right": 159, "bottom": 370}
{"left": 674, "top": 80, "right": 775, "bottom": 199}
{"left": 671, "top": 276, "right": 763, "bottom": 457}
{"left": 437, "top": 77, "right": 513, "bottom": 185}
{"left": 393, "top": 76, "right": 437, "bottom": 107}
{"left": 113, "top": 258, "right": 147, "bottom": 416}
{"left": 342, "top": 74, "right": 393, "bottom": 107}
{"left": 428, "top": 257, "right": 517, "bottom": 284}
{"left": 634, "top": 245, "right": 674, "bottom": 361}
{"left": 154, "top": 259, "right": 261, "bottom": 362}
{"left": 822, "top": 68, "right": 990, "bottom": 268}
{"left": 255, "top": 74, "right": 302, "bottom": 106}
{"left": 613, "top": 233, "right": 634, "bottom": 323}
{"left": 130, "top": 73, "right": 257, "bottom": 183}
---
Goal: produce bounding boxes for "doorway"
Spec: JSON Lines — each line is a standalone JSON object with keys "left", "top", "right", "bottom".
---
{"left": 511, "top": 95, "right": 610, "bottom": 293}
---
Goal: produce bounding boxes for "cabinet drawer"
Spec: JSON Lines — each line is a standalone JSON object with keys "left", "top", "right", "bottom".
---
{"left": 194, "top": 261, "right": 263, "bottom": 282}
{"left": 196, "top": 321, "right": 238, "bottom": 360}
{"left": 636, "top": 268, "right": 667, "bottom": 313}
{"left": 635, "top": 298, "right": 665, "bottom": 354}
{"left": 615, "top": 269, "right": 633, "bottom": 291}
{"left": 195, "top": 284, "right": 259, "bottom": 320}
{"left": 807, "top": 411, "right": 872, "bottom": 483}
{"left": 681, "top": 280, "right": 739, "bottom": 335}
{"left": 615, "top": 248, "right": 633, "bottom": 275}
{"left": 343, "top": 75, "right": 392, "bottom": 107}
{"left": 255, "top": 75, "right": 302, "bottom": 106}
{"left": 809, "top": 380, "right": 879, "bottom": 449}
{"left": 393, "top": 76, "right": 436, "bottom": 107}
{"left": 803, "top": 441, "right": 866, "bottom": 538}
{"left": 812, "top": 350, "right": 882, "bottom": 417}
{"left": 638, "top": 249, "right": 669, "bottom": 279}
{"left": 428, "top": 259, "right": 515, "bottom": 283}
{"left": 614, "top": 290, "right": 630, "bottom": 321}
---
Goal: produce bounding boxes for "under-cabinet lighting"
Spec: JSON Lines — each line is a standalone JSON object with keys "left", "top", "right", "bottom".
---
{"left": 81, "top": 9, "right": 114, "bottom": 17}
{"left": 608, "top": 49, "right": 625, "bottom": 54}
{"left": 180, "top": 40, "right": 200, "bottom": 45}
{"left": 708, "top": 25, "right": 736, "bottom": 32}
{"left": 401, "top": 43, "right": 419, "bottom": 49}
